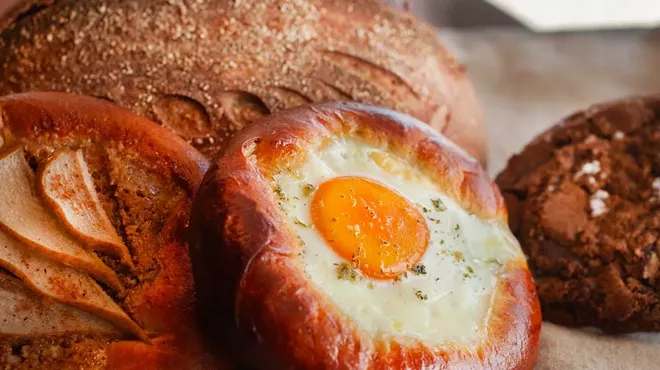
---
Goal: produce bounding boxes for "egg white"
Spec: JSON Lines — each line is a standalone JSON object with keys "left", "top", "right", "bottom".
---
{"left": 272, "top": 138, "right": 523, "bottom": 345}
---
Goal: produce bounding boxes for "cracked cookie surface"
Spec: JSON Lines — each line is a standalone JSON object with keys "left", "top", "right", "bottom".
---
{"left": 496, "top": 96, "right": 660, "bottom": 333}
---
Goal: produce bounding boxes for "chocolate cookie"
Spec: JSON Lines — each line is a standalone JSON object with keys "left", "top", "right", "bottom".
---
{"left": 496, "top": 96, "right": 660, "bottom": 333}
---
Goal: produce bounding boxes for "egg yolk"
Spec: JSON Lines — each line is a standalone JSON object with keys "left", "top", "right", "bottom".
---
{"left": 310, "top": 177, "right": 429, "bottom": 280}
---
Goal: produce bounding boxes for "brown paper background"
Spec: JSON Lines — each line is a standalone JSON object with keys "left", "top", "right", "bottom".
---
{"left": 442, "top": 28, "right": 660, "bottom": 369}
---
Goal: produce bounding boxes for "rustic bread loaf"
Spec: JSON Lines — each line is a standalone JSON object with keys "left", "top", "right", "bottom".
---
{"left": 0, "top": 0, "right": 486, "bottom": 163}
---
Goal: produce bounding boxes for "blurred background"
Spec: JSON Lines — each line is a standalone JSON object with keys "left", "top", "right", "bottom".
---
{"left": 391, "top": 0, "right": 660, "bottom": 175}
{"left": 1, "top": 0, "right": 659, "bottom": 175}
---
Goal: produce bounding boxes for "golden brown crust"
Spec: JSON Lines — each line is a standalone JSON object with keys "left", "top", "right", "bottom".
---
{"left": 190, "top": 102, "right": 540, "bottom": 369}
{"left": 0, "top": 92, "right": 220, "bottom": 369}
{"left": 0, "top": 0, "right": 486, "bottom": 164}
{"left": 0, "top": 92, "right": 208, "bottom": 187}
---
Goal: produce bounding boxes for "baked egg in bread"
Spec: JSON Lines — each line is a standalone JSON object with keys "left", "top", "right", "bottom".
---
{"left": 190, "top": 103, "right": 541, "bottom": 369}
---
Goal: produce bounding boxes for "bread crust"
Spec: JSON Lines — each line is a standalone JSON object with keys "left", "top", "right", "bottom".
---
{"left": 0, "top": 92, "right": 208, "bottom": 186}
{"left": 0, "top": 0, "right": 47, "bottom": 31}
{"left": 190, "top": 102, "right": 540, "bottom": 370}
{"left": 0, "top": 92, "right": 220, "bottom": 369}
{"left": 0, "top": 0, "right": 486, "bottom": 164}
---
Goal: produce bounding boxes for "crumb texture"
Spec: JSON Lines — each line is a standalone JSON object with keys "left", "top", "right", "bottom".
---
{"left": 497, "top": 97, "right": 660, "bottom": 332}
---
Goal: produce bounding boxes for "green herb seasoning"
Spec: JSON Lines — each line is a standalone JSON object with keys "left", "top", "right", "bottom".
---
{"left": 302, "top": 184, "right": 317, "bottom": 197}
{"left": 485, "top": 258, "right": 502, "bottom": 266}
{"left": 410, "top": 264, "right": 427, "bottom": 275}
{"left": 395, "top": 272, "right": 408, "bottom": 282}
{"left": 451, "top": 251, "right": 464, "bottom": 262}
{"left": 335, "top": 262, "right": 361, "bottom": 282}
{"left": 273, "top": 184, "right": 288, "bottom": 201}
{"left": 293, "top": 218, "right": 310, "bottom": 228}
{"left": 431, "top": 198, "right": 446, "bottom": 212}
{"left": 415, "top": 290, "right": 428, "bottom": 301}
{"left": 463, "top": 266, "right": 475, "bottom": 279}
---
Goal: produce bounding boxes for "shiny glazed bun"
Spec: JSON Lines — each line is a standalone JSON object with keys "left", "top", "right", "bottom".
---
{"left": 190, "top": 103, "right": 541, "bottom": 369}
{"left": 0, "top": 93, "right": 222, "bottom": 369}
{"left": 0, "top": 0, "right": 485, "bottom": 164}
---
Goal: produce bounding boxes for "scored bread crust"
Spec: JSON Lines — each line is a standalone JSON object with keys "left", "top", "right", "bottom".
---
{"left": 190, "top": 102, "right": 541, "bottom": 370}
{"left": 0, "top": 92, "right": 220, "bottom": 369}
{"left": 0, "top": 0, "right": 486, "bottom": 164}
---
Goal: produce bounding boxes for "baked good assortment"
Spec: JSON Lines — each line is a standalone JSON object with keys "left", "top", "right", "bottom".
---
{"left": 0, "top": 0, "right": 486, "bottom": 164}
{"left": 0, "top": 92, "right": 220, "bottom": 368}
{"left": 13, "top": 0, "right": 655, "bottom": 367}
{"left": 2, "top": 0, "right": 659, "bottom": 365}
{"left": 497, "top": 96, "right": 660, "bottom": 333}
{"left": 6, "top": 0, "right": 658, "bottom": 367}
{"left": 190, "top": 103, "right": 541, "bottom": 369}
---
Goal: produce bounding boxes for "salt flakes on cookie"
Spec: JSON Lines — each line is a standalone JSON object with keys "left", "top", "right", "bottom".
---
{"left": 589, "top": 190, "right": 609, "bottom": 217}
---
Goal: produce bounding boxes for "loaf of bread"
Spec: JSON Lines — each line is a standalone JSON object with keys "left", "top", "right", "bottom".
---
{"left": 0, "top": 0, "right": 486, "bottom": 163}
{"left": 190, "top": 102, "right": 540, "bottom": 369}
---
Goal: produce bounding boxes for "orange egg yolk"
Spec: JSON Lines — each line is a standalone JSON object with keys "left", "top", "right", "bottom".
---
{"left": 310, "top": 176, "right": 429, "bottom": 280}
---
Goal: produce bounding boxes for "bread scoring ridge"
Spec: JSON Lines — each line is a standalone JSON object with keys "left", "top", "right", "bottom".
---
{"left": 0, "top": 0, "right": 486, "bottom": 163}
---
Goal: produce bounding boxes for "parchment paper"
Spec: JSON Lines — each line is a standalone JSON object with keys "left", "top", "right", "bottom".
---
{"left": 441, "top": 28, "right": 660, "bottom": 369}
